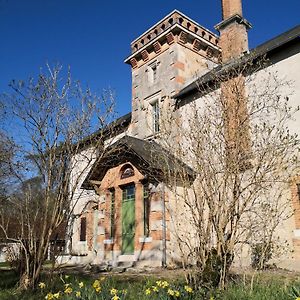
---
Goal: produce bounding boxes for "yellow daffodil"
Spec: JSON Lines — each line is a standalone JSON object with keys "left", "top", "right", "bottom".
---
{"left": 64, "top": 283, "right": 71, "bottom": 288}
{"left": 38, "top": 282, "right": 46, "bottom": 289}
{"left": 295, "top": 298, "right": 300, "bottom": 300}
{"left": 145, "top": 288, "right": 151, "bottom": 295}
{"left": 175, "top": 290, "right": 180, "bottom": 297}
{"left": 75, "top": 291, "right": 81, "bottom": 298}
{"left": 45, "top": 293, "right": 54, "bottom": 300}
{"left": 64, "top": 287, "right": 73, "bottom": 294}
{"left": 95, "top": 286, "right": 101, "bottom": 293}
{"left": 53, "top": 292, "right": 60, "bottom": 299}
{"left": 184, "top": 285, "right": 193, "bottom": 293}
{"left": 79, "top": 281, "right": 84, "bottom": 288}
{"left": 93, "top": 280, "right": 100, "bottom": 289}
{"left": 112, "top": 296, "right": 120, "bottom": 300}
{"left": 167, "top": 289, "right": 175, "bottom": 296}
{"left": 162, "top": 281, "right": 169, "bottom": 288}
{"left": 156, "top": 280, "right": 162, "bottom": 287}
{"left": 152, "top": 285, "right": 159, "bottom": 292}
{"left": 110, "top": 288, "right": 118, "bottom": 295}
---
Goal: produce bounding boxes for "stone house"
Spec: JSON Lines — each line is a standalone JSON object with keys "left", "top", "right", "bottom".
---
{"left": 65, "top": 0, "right": 300, "bottom": 269}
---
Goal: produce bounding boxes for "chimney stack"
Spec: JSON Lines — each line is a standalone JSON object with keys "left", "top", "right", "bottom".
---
{"left": 215, "top": 0, "right": 251, "bottom": 63}
{"left": 221, "top": 0, "right": 243, "bottom": 20}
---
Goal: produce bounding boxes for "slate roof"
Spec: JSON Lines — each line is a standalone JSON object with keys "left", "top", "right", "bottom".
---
{"left": 81, "top": 135, "right": 195, "bottom": 189}
{"left": 78, "top": 112, "right": 131, "bottom": 149}
{"left": 174, "top": 24, "right": 300, "bottom": 100}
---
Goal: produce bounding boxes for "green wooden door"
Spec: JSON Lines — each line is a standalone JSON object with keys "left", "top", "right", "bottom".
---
{"left": 122, "top": 185, "right": 135, "bottom": 254}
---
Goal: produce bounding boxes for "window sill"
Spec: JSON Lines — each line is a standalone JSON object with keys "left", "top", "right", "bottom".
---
{"left": 294, "top": 229, "right": 300, "bottom": 238}
{"left": 78, "top": 241, "right": 87, "bottom": 244}
{"left": 104, "top": 239, "right": 114, "bottom": 244}
{"left": 139, "top": 237, "right": 152, "bottom": 243}
{"left": 145, "top": 132, "right": 161, "bottom": 141}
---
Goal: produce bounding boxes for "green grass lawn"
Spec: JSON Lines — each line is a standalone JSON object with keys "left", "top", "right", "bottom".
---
{"left": 0, "top": 268, "right": 299, "bottom": 300}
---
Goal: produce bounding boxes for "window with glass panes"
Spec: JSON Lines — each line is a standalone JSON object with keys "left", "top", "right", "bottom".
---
{"left": 143, "top": 184, "right": 150, "bottom": 236}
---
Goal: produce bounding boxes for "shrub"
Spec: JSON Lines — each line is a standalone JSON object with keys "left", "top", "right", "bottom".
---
{"left": 251, "top": 242, "right": 273, "bottom": 270}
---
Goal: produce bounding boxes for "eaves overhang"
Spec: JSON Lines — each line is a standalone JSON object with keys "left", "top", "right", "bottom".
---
{"left": 173, "top": 24, "right": 300, "bottom": 101}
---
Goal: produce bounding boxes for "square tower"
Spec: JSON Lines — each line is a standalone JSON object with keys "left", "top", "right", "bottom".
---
{"left": 124, "top": 10, "right": 221, "bottom": 139}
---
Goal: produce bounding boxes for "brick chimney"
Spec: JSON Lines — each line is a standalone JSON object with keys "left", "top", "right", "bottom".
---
{"left": 215, "top": 0, "right": 252, "bottom": 168}
{"left": 215, "top": 0, "right": 251, "bottom": 62}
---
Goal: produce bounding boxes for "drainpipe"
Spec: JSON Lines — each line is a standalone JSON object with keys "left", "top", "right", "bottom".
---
{"left": 161, "top": 183, "right": 167, "bottom": 268}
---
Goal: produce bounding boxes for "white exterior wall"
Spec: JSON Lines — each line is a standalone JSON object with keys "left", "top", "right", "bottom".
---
{"left": 172, "top": 46, "right": 300, "bottom": 270}
{"left": 254, "top": 49, "right": 300, "bottom": 270}
{"left": 68, "top": 147, "right": 98, "bottom": 255}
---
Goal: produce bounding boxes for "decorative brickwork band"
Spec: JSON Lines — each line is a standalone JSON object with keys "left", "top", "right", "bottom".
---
{"left": 153, "top": 41, "right": 162, "bottom": 54}
{"left": 206, "top": 47, "right": 213, "bottom": 58}
{"left": 141, "top": 50, "right": 149, "bottom": 62}
{"left": 193, "top": 39, "right": 201, "bottom": 51}
{"left": 179, "top": 31, "right": 188, "bottom": 44}
{"left": 130, "top": 58, "right": 138, "bottom": 69}
{"left": 166, "top": 32, "right": 175, "bottom": 45}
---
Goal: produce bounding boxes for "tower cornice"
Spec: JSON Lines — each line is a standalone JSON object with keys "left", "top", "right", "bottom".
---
{"left": 128, "top": 10, "right": 219, "bottom": 54}
{"left": 124, "top": 24, "right": 221, "bottom": 68}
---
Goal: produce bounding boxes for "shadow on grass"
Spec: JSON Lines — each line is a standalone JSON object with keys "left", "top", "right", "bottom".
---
{"left": 0, "top": 270, "right": 19, "bottom": 289}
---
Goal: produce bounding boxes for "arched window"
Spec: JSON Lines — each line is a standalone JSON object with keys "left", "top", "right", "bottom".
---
{"left": 120, "top": 164, "right": 134, "bottom": 179}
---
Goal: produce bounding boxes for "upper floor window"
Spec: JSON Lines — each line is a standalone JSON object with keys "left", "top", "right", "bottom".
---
{"left": 122, "top": 184, "right": 135, "bottom": 202}
{"left": 148, "top": 61, "right": 158, "bottom": 84}
{"left": 151, "top": 100, "right": 160, "bottom": 133}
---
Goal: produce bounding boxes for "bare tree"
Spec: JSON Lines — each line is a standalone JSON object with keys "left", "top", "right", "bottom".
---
{"left": 156, "top": 57, "right": 299, "bottom": 288}
{"left": 0, "top": 64, "right": 119, "bottom": 289}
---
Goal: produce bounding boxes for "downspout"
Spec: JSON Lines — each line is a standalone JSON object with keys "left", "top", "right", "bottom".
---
{"left": 161, "top": 183, "right": 167, "bottom": 268}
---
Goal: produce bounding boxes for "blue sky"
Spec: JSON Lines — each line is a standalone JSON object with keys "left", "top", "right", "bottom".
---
{"left": 1, "top": 0, "right": 299, "bottom": 117}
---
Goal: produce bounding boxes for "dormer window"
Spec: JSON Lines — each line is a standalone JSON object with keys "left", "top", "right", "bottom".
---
{"left": 120, "top": 164, "right": 134, "bottom": 179}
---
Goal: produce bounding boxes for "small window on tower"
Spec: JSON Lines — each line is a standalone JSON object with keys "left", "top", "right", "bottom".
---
{"left": 148, "top": 61, "right": 158, "bottom": 84}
